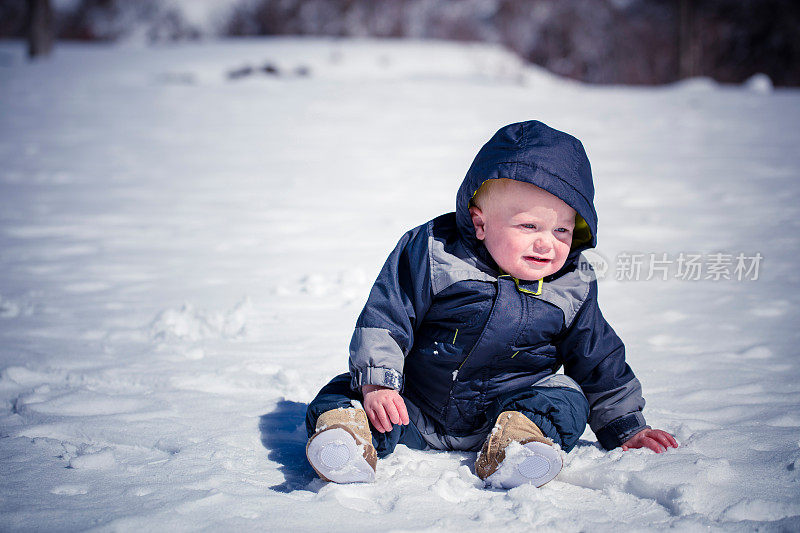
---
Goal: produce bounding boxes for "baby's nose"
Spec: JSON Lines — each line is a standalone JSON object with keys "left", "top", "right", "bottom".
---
{"left": 533, "top": 236, "right": 551, "bottom": 252}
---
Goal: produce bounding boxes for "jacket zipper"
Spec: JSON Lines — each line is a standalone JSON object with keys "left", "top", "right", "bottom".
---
{"left": 450, "top": 275, "right": 508, "bottom": 381}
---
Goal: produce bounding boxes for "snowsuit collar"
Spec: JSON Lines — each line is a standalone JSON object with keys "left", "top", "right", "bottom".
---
{"left": 455, "top": 120, "right": 598, "bottom": 278}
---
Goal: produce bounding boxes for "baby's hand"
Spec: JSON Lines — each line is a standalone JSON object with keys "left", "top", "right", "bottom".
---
{"left": 621, "top": 428, "right": 678, "bottom": 453}
{"left": 362, "top": 384, "right": 410, "bottom": 433}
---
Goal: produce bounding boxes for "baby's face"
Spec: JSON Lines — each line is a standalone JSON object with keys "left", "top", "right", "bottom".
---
{"left": 469, "top": 181, "right": 576, "bottom": 280}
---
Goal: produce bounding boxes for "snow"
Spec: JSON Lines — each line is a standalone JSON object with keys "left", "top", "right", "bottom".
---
{"left": 484, "top": 441, "right": 563, "bottom": 490}
{"left": 1, "top": 37, "right": 800, "bottom": 531}
{"left": 745, "top": 73, "right": 774, "bottom": 94}
{"left": 165, "top": 0, "right": 238, "bottom": 32}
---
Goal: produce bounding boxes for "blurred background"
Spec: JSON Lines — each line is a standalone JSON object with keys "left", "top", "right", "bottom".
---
{"left": 3, "top": 0, "right": 800, "bottom": 86}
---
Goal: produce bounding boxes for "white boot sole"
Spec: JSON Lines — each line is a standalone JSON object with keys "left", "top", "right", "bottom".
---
{"left": 306, "top": 427, "right": 375, "bottom": 483}
{"left": 485, "top": 441, "right": 562, "bottom": 489}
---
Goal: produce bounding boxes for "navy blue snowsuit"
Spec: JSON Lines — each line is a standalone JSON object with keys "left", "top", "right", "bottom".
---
{"left": 306, "top": 121, "right": 649, "bottom": 457}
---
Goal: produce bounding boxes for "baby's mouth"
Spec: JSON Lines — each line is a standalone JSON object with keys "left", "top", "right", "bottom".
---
{"left": 524, "top": 256, "right": 551, "bottom": 264}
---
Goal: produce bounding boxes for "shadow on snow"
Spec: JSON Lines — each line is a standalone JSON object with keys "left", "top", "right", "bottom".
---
{"left": 258, "top": 399, "right": 316, "bottom": 493}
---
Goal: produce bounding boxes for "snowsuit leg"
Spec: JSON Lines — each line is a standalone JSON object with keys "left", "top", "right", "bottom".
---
{"left": 305, "top": 372, "right": 429, "bottom": 458}
{"left": 487, "top": 374, "right": 589, "bottom": 453}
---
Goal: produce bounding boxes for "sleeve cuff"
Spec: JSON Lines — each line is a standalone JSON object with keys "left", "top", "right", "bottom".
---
{"left": 350, "top": 366, "right": 404, "bottom": 392}
{"left": 595, "top": 411, "right": 649, "bottom": 450}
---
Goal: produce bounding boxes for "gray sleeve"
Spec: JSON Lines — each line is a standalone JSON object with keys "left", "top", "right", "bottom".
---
{"left": 586, "top": 378, "right": 650, "bottom": 449}
{"left": 348, "top": 223, "right": 433, "bottom": 392}
{"left": 348, "top": 327, "right": 405, "bottom": 390}
{"left": 559, "top": 274, "right": 649, "bottom": 449}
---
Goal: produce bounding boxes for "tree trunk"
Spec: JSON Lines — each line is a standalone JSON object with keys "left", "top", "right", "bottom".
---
{"left": 678, "top": 0, "right": 698, "bottom": 79}
{"left": 27, "top": 0, "right": 54, "bottom": 59}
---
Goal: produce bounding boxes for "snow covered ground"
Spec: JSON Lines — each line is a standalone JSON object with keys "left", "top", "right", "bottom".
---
{"left": 1, "top": 37, "right": 799, "bottom": 531}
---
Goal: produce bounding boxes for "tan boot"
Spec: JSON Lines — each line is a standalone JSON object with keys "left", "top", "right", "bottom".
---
{"left": 475, "top": 411, "right": 562, "bottom": 488}
{"left": 306, "top": 407, "right": 377, "bottom": 483}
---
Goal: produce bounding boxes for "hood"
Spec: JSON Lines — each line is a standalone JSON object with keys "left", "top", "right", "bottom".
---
{"left": 455, "top": 120, "right": 598, "bottom": 273}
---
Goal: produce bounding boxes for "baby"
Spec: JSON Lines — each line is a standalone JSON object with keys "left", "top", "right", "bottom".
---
{"left": 304, "top": 120, "right": 677, "bottom": 488}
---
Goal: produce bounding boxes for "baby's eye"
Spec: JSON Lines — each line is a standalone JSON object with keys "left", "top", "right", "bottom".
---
{"left": 555, "top": 227, "right": 573, "bottom": 234}
{"left": 521, "top": 224, "right": 537, "bottom": 229}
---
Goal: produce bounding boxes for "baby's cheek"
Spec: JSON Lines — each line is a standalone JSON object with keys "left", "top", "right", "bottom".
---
{"left": 489, "top": 238, "right": 515, "bottom": 260}
{"left": 503, "top": 235, "right": 527, "bottom": 255}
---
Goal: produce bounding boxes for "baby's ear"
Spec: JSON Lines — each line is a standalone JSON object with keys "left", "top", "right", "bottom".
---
{"left": 469, "top": 206, "right": 487, "bottom": 240}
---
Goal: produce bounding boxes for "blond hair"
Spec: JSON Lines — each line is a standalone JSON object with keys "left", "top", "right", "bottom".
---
{"left": 470, "top": 178, "right": 518, "bottom": 210}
